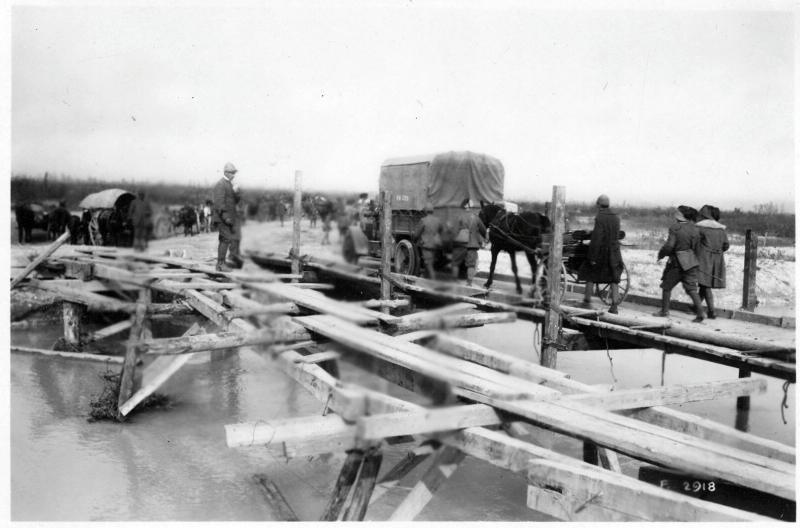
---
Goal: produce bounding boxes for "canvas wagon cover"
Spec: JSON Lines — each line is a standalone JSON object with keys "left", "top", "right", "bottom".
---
{"left": 380, "top": 151, "right": 504, "bottom": 210}
{"left": 78, "top": 189, "right": 135, "bottom": 209}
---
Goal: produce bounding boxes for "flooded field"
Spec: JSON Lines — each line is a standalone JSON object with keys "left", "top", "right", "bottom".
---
{"left": 10, "top": 315, "right": 794, "bottom": 521}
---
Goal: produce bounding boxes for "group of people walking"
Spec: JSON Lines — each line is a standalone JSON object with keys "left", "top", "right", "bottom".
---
{"left": 579, "top": 195, "right": 728, "bottom": 322}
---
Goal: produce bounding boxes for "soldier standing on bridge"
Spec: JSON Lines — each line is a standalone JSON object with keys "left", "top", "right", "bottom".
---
{"left": 578, "top": 194, "right": 624, "bottom": 314}
{"left": 451, "top": 198, "right": 486, "bottom": 287}
{"left": 413, "top": 204, "right": 443, "bottom": 280}
{"left": 212, "top": 162, "right": 243, "bottom": 271}
{"left": 695, "top": 204, "right": 729, "bottom": 319}
{"left": 654, "top": 205, "right": 705, "bottom": 322}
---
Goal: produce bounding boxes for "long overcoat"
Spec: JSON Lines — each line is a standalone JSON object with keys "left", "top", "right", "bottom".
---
{"left": 213, "top": 177, "right": 240, "bottom": 233}
{"left": 695, "top": 219, "right": 729, "bottom": 288}
{"left": 578, "top": 208, "right": 624, "bottom": 283}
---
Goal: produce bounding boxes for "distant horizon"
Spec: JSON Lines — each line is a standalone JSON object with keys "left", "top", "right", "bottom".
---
{"left": 11, "top": 170, "right": 794, "bottom": 214}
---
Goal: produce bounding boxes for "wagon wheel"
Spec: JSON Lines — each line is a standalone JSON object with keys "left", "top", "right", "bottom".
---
{"left": 595, "top": 263, "right": 630, "bottom": 305}
{"left": 88, "top": 214, "right": 102, "bottom": 246}
{"left": 342, "top": 229, "right": 358, "bottom": 264}
{"left": 393, "top": 239, "right": 419, "bottom": 276}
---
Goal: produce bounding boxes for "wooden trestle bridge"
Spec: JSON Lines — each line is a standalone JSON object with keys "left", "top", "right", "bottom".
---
{"left": 10, "top": 240, "right": 796, "bottom": 522}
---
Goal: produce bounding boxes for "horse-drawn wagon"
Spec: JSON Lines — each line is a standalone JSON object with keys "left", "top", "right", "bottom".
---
{"left": 78, "top": 189, "right": 136, "bottom": 247}
{"left": 342, "top": 151, "right": 504, "bottom": 275}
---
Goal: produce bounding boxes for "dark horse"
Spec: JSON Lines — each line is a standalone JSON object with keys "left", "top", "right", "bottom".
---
{"left": 479, "top": 201, "right": 551, "bottom": 296}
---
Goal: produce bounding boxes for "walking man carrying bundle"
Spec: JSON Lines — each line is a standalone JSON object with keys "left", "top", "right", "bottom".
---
{"left": 213, "top": 162, "right": 244, "bottom": 271}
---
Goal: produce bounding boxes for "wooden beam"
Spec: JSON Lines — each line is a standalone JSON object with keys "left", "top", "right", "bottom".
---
{"left": 11, "top": 345, "right": 124, "bottom": 364}
{"left": 565, "top": 378, "right": 768, "bottom": 410}
{"left": 369, "top": 443, "right": 436, "bottom": 506}
{"left": 320, "top": 449, "right": 363, "bottom": 521}
{"left": 742, "top": 228, "right": 758, "bottom": 311}
{"left": 117, "top": 288, "right": 149, "bottom": 419}
{"left": 10, "top": 230, "right": 71, "bottom": 288}
{"left": 87, "top": 319, "right": 133, "bottom": 342}
{"left": 118, "top": 323, "right": 204, "bottom": 416}
{"left": 252, "top": 474, "right": 300, "bottom": 522}
{"left": 342, "top": 448, "right": 383, "bottom": 521}
{"left": 391, "top": 311, "right": 517, "bottom": 334}
{"left": 293, "top": 351, "right": 341, "bottom": 364}
{"left": 380, "top": 190, "right": 393, "bottom": 314}
{"left": 527, "top": 459, "right": 768, "bottom": 522}
{"left": 542, "top": 185, "right": 566, "bottom": 368}
{"left": 357, "top": 298, "right": 410, "bottom": 309}
{"left": 356, "top": 404, "right": 504, "bottom": 441}
{"left": 387, "top": 445, "right": 466, "bottom": 521}
{"left": 138, "top": 326, "right": 310, "bottom": 356}
{"left": 27, "top": 279, "right": 136, "bottom": 313}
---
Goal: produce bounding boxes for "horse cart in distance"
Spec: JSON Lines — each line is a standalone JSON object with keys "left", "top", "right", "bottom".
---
{"left": 342, "top": 151, "right": 504, "bottom": 276}
{"left": 78, "top": 189, "right": 136, "bottom": 247}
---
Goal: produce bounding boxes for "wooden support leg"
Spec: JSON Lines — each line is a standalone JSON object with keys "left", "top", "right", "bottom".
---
{"left": 320, "top": 449, "right": 365, "bottom": 521}
{"left": 342, "top": 447, "right": 383, "bottom": 521}
{"left": 253, "top": 474, "right": 300, "bottom": 521}
{"left": 62, "top": 301, "right": 84, "bottom": 349}
{"left": 117, "top": 288, "right": 150, "bottom": 421}
{"left": 369, "top": 442, "right": 437, "bottom": 506}
{"left": 737, "top": 369, "right": 751, "bottom": 411}
{"left": 387, "top": 445, "right": 466, "bottom": 521}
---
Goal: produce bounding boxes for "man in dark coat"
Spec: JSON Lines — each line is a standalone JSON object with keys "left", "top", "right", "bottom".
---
{"left": 578, "top": 194, "right": 624, "bottom": 314}
{"left": 695, "top": 204, "right": 729, "bottom": 319}
{"left": 212, "top": 162, "right": 243, "bottom": 271}
{"left": 654, "top": 205, "right": 705, "bottom": 322}
{"left": 49, "top": 201, "right": 72, "bottom": 240}
{"left": 128, "top": 190, "right": 153, "bottom": 251}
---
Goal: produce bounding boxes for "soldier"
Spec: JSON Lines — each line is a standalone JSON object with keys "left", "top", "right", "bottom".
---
{"left": 451, "top": 198, "right": 486, "bottom": 287}
{"left": 695, "top": 204, "right": 729, "bottom": 319}
{"left": 654, "top": 205, "right": 705, "bottom": 322}
{"left": 413, "top": 205, "right": 443, "bottom": 280}
{"left": 212, "top": 162, "right": 243, "bottom": 271}
{"left": 578, "top": 194, "right": 624, "bottom": 314}
{"left": 128, "top": 190, "right": 153, "bottom": 251}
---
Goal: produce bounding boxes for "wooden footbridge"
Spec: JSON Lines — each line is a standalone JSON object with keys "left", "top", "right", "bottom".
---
{"left": 9, "top": 237, "right": 796, "bottom": 521}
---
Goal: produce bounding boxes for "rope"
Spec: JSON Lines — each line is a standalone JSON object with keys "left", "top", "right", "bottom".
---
{"left": 780, "top": 381, "right": 791, "bottom": 425}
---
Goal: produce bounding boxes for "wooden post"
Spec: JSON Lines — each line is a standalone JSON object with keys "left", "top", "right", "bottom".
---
{"left": 542, "top": 185, "right": 566, "bottom": 369}
{"left": 742, "top": 229, "right": 758, "bottom": 311}
{"left": 291, "top": 170, "right": 303, "bottom": 282}
{"left": 320, "top": 449, "right": 364, "bottom": 521}
{"left": 342, "top": 447, "right": 383, "bottom": 521}
{"left": 736, "top": 368, "right": 751, "bottom": 412}
{"left": 62, "top": 301, "right": 83, "bottom": 348}
{"left": 117, "top": 288, "right": 150, "bottom": 420}
{"left": 380, "top": 190, "right": 393, "bottom": 314}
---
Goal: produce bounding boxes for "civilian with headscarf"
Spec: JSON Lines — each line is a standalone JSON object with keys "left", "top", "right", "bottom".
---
{"left": 695, "top": 204, "right": 729, "bottom": 319}
{"left": 654, "top": 205, "right": 705, "bottom": 322}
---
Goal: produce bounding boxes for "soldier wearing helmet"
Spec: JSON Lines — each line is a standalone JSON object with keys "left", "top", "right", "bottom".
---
{"left": 212, "top": 162, "right": 243, "bottom": 271}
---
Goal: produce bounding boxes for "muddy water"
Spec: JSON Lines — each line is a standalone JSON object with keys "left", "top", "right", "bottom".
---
{"left": 10, "top": 318, "right": 795, "bottom": 521}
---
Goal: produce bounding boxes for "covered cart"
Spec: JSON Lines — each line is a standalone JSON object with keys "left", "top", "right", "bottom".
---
{"left": 343, "top": 151, "right": 504, "bottom": 275}
{"left": 78, "top": 189, "right": 136, "bottom": 247}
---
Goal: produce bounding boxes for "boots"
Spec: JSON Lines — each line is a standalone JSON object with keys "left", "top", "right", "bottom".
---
{"left": 653, "top": 290, "right": 671, "bottom": 317}
{"left": 701, "top": 287, "right": 716, "bottom": 319}
{"left": 689, "top": 291, "right": 705, "bottom": 323}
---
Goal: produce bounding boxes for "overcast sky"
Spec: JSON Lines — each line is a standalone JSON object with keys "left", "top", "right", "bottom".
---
{"left": 8, "top": 0, "right": 796, "bottom": 210}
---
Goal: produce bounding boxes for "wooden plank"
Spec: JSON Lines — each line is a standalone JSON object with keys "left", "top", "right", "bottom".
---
{"left": 88, "top": 319, "right": 134, "bottom": 341}
{"left": 369, "top": 443, "right": 436, "bottom": 505}
{"left": 293, "top": 351, "right": 341, "bottom": 364}
{"left": 158, "top": 280, "right": 238, "bottom": 291}
{"left": 526, "top": 459, "right": 768, "bottom": 522}
{"left": 391, "top": 311, "right": 517, "bottom": 334}
{"left": 10, "top": 230, "right": 71, "bottom": 288}
{"left": 320, "top": 449, "right": 363, "bottom": 521}
{"left": 495, "top": 399, "right": 794, "bottom": 500}
{"left": 11, "top": 346, "right": 124, "bottom": 364}
{"left": 27, "top": 279, "right": 136, "bottom": 313}
{"left": 118, "top": 323, "right": 203, "bottom": 416}
{"left": 248, "top": 282, "right": 396, "bottom": 325}
{"left": 342, "top": 448, "right": 383, "bottom": 521}
{"left": 252, "top": 474, "right": 300, "bottom": 522}
{"left": 357, "top": 298, "right": 410, "bottom": 309}
{"left": 356, "top": 404, "right": 503, "bottom": 441}
{"left": 387, "top": 445, "right": 466, "bottom": 521}
{"left": 138, "top": 326, "right": 310, "bottom": 355}
{"left": 564, "top": 378, "right": 768, "bottom": 410}
{"left": 295, "top": 315, "right": 562, "bottom": 401}
{"left": 380, "top": 190, "right": 393, "bottom": 314}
